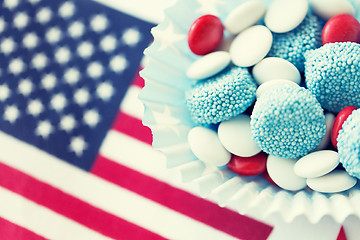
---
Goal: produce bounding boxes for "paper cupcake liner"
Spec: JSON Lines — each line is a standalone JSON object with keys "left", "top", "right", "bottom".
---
{"left": 139, "top": 0, "right": 360, "bottom": 224}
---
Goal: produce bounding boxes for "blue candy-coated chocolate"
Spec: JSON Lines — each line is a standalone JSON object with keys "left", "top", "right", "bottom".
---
{"left": 305, "top": 42, "right": 360, "bottom": 113}
{"left": 338, "top": 109, "right": 360, "bottom": 180}
{"left": 268, "top": 13, "right": 323, "bottom": 72}
{"left": 250, "top": 86, "right": 326, "bottom": 159}
{"left": 185, "top": 66, "right": 256, "bottom": 125}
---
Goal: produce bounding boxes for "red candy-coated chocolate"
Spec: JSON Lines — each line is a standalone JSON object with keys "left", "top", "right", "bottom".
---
{"left": 322, "top": 14, "right": 360, "bottom": 45}
{"left": 188, "top": 15, "right": 224, "bottom": 55}
{"left": 227, "top": 152, "right": 267, "bottom": 176}
{"left": 331, "top": 105, "right": 358, "bottom": 148}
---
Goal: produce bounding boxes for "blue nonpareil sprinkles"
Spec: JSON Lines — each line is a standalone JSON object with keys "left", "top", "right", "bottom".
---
{"left": 305, "top": 42, "right": 360, "bottom": 113}
{"left": 185, "top": 66, "right": 256, "bottom": 125}
{"left": 338, "top": 109, "right": 360, "bottom": 180}
{"left": 250, "top": 86, "right": 326, "bottom": 159}
{"left": 267, "top": 13, "right": 323, "bottom": 72}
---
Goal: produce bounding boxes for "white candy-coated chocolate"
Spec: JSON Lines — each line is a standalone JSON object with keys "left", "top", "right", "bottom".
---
{"left": 188, "top": 127, "right": 231, "bottom": 166}
{"left": 267, "top": 155, "right": 307, "bottom": 191}
{"left": 315, "top": 113, "right": 336, "bottom": 150}
{"left": 225, "top": 0, "right": 266, "bottom": 34}
{"left": 309, "top": 0, "right": 355, "bottom": 20}
{"left": 307, "top": 170, "right": 357, "bottom": 193}
{"left": 294, "top": 150, "right": 339, "bottom": 178}
{"left": 265, "top": 0, "right": 308, "bottom": 33}
{"left": 252, "top": 57, "right": 301, "bottom": 85}
{"left": 186, "top": 51, "right": 231, "bottom": 80}
{"left": 230, "top": 25, "right": 273, "bottom": 67}
{"left": 256, "top": 79, "right": 299, "bottom": 98}
{"left": 218, "top": 114, "right": 261, "bottom": 157}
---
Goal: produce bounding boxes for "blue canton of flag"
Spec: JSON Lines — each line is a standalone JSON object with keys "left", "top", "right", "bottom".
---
{"left": 0, "top": 0, "right": 153, "bottom": 170}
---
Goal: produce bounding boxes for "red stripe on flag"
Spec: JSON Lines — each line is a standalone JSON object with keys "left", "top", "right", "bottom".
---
{"left": 0, "top": 162, "right": 165, "bottom": 240}
{"left": 112, "top": 112, "right": 152, "bottom": 144}
{"left": 132, "top": 68, "right": 145, "bottom": 88}
{"left": 0, "top": 217, "right": 47, "bottom": 240}
{"left": 337, "top": 226, "right": 347, "bottom": 240}
{"left": 92, "top": 155, "right": 273, "bottom": 240}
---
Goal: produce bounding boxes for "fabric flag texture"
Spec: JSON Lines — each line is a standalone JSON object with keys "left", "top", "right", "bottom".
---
{"left": 0, "top": 0, "right": 274, "bottom": 239}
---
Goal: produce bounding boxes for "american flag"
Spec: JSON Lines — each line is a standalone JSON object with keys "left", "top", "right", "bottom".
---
{"left": 0, "top": 0, "right": 354, "bottom": 239}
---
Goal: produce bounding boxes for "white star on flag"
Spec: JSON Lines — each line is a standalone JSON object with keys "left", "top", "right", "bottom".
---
{"left": 151, "top": 21, "right": 186, "bottom": 52}
{"left": 60, "top": 114, "right": 76, "bottom": 132}
{"left": 0, "top": 84, "right": 10, "bottom": 101}
{"left": 18, "top": 79, "right": 33, "bottom": 96}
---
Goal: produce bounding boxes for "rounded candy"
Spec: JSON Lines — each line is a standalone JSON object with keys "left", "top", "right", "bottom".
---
{"left": 263, "top": 169, "right": 277, "bottom": 186}
{"left": 305, "top": 42, "right": 360, "bottom": 113}
{"left": 251, "top": 86, "right": 326, "bottom": 159}
{"left": 306, "top": 170, "right": 357, "bottom": 193}
{"left": 315, "top": 112, "right": 335, "bottom": 150}
{"left": 265, "top": 0, "right": 308, "bottom": 33}
{"left": 267, "top": 155, "right": 307, "bottom": 191}
{"left": 338, "top": 109, "right": 360, "bottom": 179}
{"left": 186, "top": 66, "right": 257, "bottom": 124}
{"left": 224, "top": 0, "right": 266, "bottom": 34}
{"left": 331, "top": 106, "right": 357, "bottom": 148}
{"left": 310, "top": 0, "right": 355, "bottom": 21}
{"left": 227, "top": 152, "right": 267, "bottom": 176}
{"left": 268, "top": 13, "right": 323, "bottom": 72}
{"left": 218, "top": 114, "right": 261, "bottom": 157}
{"left": 188, "top": 15, "right": 224, "bottom": 55}
{"left": 229, "top": 25, "right": 273, "bottom": 67}
{"left": 322, "top": 14, "right": 360, "bottom": 45}
{"left": 256, "top": 79, "right": 299, "bottom": 99}
{"left": 294, "top": 150, "right": 339, "bottom": 178}
{"left": 186, "top": 51, "right": 231, "bottom": 80}
{"left": 252, "top": 57, "right": 301, "bottom": 85}
{"left": 188, "top": 126, "right": 231, "bottom": 166}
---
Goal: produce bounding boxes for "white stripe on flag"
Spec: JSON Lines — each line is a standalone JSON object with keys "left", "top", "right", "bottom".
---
{"left": 0, "top": 186, "right": 111, "bottom": 240}
{"left": 120, "top": 85, "right": 144, "bottom": 119}
{"left": 100, "top": 130, "right": 190, "bottom": 188}
{"left": 0, "top": 131, "right": 238, "bottom": 240}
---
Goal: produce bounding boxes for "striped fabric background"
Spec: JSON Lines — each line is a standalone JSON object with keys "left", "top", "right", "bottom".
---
{"left": 0, "top": 0, "right": 358, "bottom": 239}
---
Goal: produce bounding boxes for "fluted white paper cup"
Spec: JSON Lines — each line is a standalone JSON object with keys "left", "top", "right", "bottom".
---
{"left": 139, "top": 0, "right": 360, "bottom": 224}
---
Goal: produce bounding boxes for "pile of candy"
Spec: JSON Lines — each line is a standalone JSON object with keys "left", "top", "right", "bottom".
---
{"left": 184, "top": 0, "right": 360, "bottom": 193}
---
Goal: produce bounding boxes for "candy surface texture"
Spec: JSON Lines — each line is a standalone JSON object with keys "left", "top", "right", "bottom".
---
{"left": 188, "top": 127, "right": 231, "bottom": 166}
{"left": 252, "top": 57, "right": 301, "bottom": 85}
{"left": 256, "top": 79, "right": 299, "bottom": 98}
{"left": 251, "top": 86, "right": 326, "bottom": 159}
{"left": 227, "top": 152, "right": 267, "bottom": 176}
{"left": 186, "top": 51, "right": 231, "bottom": 80}
{"left": 225, "top": 0, "right": 266, "bottom": 34}
{"left": 267, "top": 155, "right": 307, "bottom": 191}
{"left": 265, "top": 0, "right": 309, "bottom": 33}
{"left": 306, "top": 170, "right": 357, "bottom": 193}
{"left": 186, "top": 66, "right": 257, "bottom": 124}
{"left": 331, "top": 106, "right": 357, "bottom": 148}
{"left": 338, "top": 109, "right": 360, "bottom": 179}
{"left": 188, "top": 15, "right": 224, "bottom": 55}
{"left": 322, "top": 14, "right": 360, "bottom": 44}
{"left": 218, "top": 114, "right": 261, "bottom": 157}
{"left": 309, "top": 0, "right": 355, "bottom": 20}
{"left": 230, "top": 25, "right": 273, "bottom": 67}
{"left": 305, "top": 42, "right": 360, "bottom": 113}
{"left": 268, "top": 13, "right": 323, "bottom": 72}
{"left": 294, "top": 150, "right": 339, "bottom": 178}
